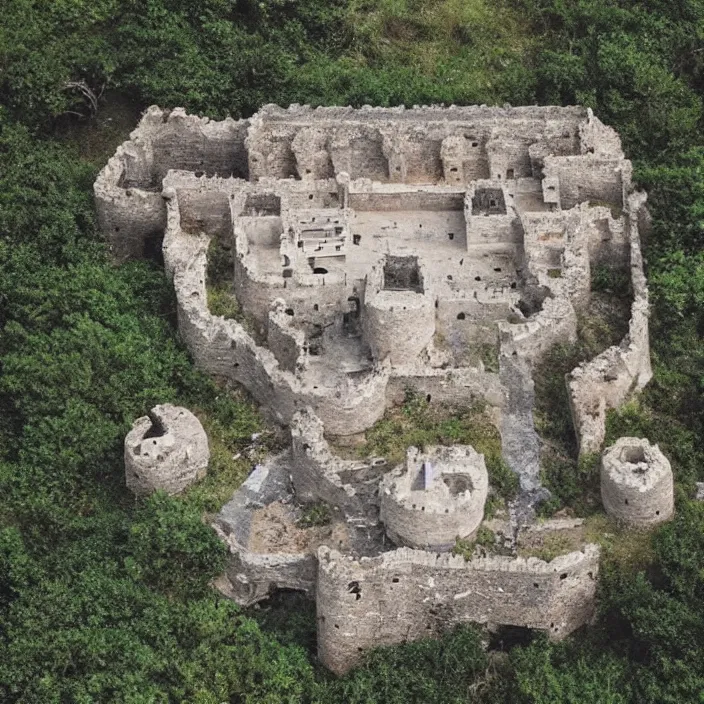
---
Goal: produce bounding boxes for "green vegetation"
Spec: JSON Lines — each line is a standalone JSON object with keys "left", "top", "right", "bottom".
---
{"left": 348, "top": 390, "right": 518, "bottom": 503}
{"left": 454, "top": 526, "right": 497, "bottom": 560}
{"left": 2, "top": 0, "right": 704, "bottom": 700}
{"left": 298, "top": 502, "right": 333, "bottom": 528}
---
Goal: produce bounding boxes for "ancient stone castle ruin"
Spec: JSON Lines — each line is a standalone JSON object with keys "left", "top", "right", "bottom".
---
{"left": 99, "top": 104, "right": 667, "bottom": 674}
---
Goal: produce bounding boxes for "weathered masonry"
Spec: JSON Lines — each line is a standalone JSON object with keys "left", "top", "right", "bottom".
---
{"left": 101, "top": 104, "right": 661, "bottom": 674}
{"left": 317, "top": 546, "right": 599, "bottom": 675}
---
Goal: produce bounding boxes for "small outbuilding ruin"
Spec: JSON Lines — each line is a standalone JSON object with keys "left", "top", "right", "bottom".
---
{"left": 601, "top": 437, "right": 674, "bottom": 527}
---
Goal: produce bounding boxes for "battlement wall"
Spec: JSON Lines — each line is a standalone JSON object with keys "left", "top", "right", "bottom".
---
{"left": 316, "top": 544, "right": 600, "bottom": 674}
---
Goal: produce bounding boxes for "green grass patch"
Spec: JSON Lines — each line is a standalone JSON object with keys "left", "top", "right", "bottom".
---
{"left": 468, "top": 342, "right": 500, "bottom": 372}
{"left": 519, "top": 531, "right": 580, "bottom": 562}
{"left": 453, "top": 525, "right": 496, "bottom": 560}
{"left": 584, "top": 513, "right": 657, "bottom": 576}
{"left": 179, "top": 386, "right": 276, "bottom": 514}
{"left": 340, "top": 390, "right": 518, "bottom": 502}
{"left": 298, "top": 501, "right": 332, "bottom": 528}
{"left": 207, "top": 283, "right": 243, "bottom": 320}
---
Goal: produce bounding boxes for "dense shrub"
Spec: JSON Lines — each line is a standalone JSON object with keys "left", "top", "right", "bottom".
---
{"left": 2, "top": 0, "right": 704, "bottom": 700}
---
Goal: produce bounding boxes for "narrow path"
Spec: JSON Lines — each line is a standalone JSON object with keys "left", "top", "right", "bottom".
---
{"left": 499, "top": 354, "right": 550, "bottom": 536}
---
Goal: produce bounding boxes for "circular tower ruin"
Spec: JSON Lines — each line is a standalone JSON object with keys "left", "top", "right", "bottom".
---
{"left": 125, "top": 404, "right": 209, "bottom": 496}
{"left": 601, "top": 437, "right": 673, "bottom": 526}
{"left": 380, "top": 445, "right": 488, "bottom": 551}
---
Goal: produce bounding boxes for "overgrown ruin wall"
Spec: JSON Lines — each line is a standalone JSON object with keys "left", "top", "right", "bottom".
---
{"left": 162, "top": 183, "right": 392, "bottom": 436}
{"left": 316, "top": 545, "right": 600, "bottom": 675}
{"left": 567, "top": 192, "right": 652, "bottom": 456}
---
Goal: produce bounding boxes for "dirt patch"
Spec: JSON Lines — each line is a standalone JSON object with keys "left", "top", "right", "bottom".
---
{"left": 247, "top": 501, "right": 351, "bottom": 554}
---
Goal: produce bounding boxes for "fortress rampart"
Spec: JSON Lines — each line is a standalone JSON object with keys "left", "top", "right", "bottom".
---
{"left": 317, "top": 545, "right": 600, "bottom": 674}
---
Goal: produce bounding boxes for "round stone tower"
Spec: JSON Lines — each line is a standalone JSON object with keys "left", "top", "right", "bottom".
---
{"left": 600, "top": 437, "right": 673, "bottom": 527}
{"left": 125, "top": 404, "right": 209, "bottom": 496}
{"left": 380, "top": 445, "right": 488, "bottom": 551}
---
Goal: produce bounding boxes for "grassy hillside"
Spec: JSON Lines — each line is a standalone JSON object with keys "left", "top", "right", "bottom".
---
{"left": 1, "top": 0, "right": 704, "bottom": 701}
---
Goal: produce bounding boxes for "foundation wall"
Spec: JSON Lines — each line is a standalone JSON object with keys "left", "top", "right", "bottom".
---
{"left": 544, "top": 156, "right": 626, "bottom": 210}
{"left": 176, "top": 182, "right": 233, "bottom": 239}
{"left": 348, "top": 191, "right": 464, "bottom": 212}
{"left": 330, "top": 127, "right": 389, "bottom": 182}
{"left": 150, "top": 109, "right": 249, "bottom": 181}
{"left": 267, "top": 306, "right": 305, "bottom": 373}
{"left": 487, "top": 138, "right": 533, "bottom": 180}
{"left": 317, "top": 545, "right": 600, "bottom": 674}
{"left": 386, "top": 366, "right": 505, "bottom": 411}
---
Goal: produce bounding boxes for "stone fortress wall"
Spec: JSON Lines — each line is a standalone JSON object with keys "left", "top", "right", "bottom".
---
{"left": 317, "top": 545, "right": 600, "bottom": 675}
{"left": 95, "top": 103, "right": 649, "bottom": 445}
{"left": 99, "top": 103, "right": 659, "bottom": 675}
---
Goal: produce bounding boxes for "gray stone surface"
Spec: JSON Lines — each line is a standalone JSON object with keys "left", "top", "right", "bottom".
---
{"left": 124, "top": 404, "right": 209, "bottom": 495}
{"left": 317, "top": 544, "right": 600, "bottom": 675}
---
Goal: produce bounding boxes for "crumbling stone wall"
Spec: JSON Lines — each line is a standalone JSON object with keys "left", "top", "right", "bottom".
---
{"left": 94, "top": 107, "right": 248, "bottom": 261}
{"left": 568, "top": 193, "right": 652, "bottom": 456}
{"left": 316, "top": 545, "right": 600, "bottom": 675}
{"left": 601, "top": 437, "right": 674, "bottom": 526}
{"left": 289, "top": 409, "right": 387, "bottom": 517}
{"left": 162, "top": 185, "right": 391, "bottom": 436}
{"left": 542, "top": 155, "right": 629, "bottom": 211}
{"left": 94, "top": 143, "right": 166, "bottom": 262}
{"left": 96, "top": 104, "right": 622, "bottom": 263}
